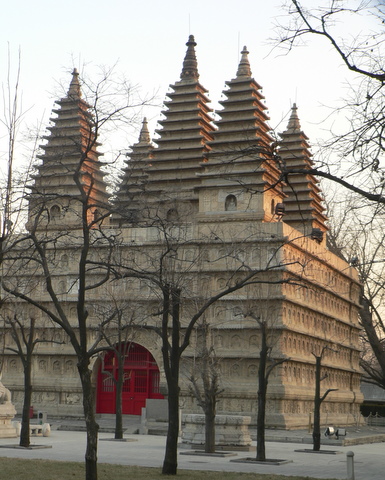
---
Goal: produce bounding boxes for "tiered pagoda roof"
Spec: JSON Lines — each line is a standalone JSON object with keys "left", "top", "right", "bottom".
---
{"left": 112, "top": 118, "right": 153, "bottom": 224}
{"left": 28, "top": 69, "right": 109, "bottom": 229}
{"left": 278, "top": 104, "right": 327, "bottom": 236}
{"left": 199, "top": 47, "right": 285, "bottom": 221}
{"left": 143, "top": 35, "right": 215, "bottom": 207}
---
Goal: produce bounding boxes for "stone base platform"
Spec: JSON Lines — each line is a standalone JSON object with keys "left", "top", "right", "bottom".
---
{"left": 182, "top": 414, "right": 252, "bottom": 447}
{"left": 0, "top": 403, "right": 17, "bottom": 439}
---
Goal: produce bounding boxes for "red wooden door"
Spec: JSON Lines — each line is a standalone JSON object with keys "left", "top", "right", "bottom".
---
{"left": 96, "top": 343, "right": 163, "bottom": 415}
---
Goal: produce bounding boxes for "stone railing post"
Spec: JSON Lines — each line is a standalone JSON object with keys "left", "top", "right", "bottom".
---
{"left": 346, "top": 451, "right": 355, "bottom": 480}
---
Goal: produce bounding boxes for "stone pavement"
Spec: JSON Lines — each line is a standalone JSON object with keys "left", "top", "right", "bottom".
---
{"left": 53, "top": 414, "right": 385, "bottom": 446}
{"left": 1, "top": 417, "right": 384, "bottom": 479}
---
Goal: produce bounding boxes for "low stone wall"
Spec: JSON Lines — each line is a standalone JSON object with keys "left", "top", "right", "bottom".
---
{"left": 182, "top": 414, "right": 252, "bottom": 446}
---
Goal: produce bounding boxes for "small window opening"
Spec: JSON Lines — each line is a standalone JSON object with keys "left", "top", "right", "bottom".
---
{"left": 50, "top": 205, "right": 61, "bottom": 220}
{"left": 166, "top": 208, "right": 179, "bottom": 222}
{"left": 225, "top": 195, "right": 237, "bottom": 211}
{"left": 93, "top": 209, "right": 101, "bottom": 222}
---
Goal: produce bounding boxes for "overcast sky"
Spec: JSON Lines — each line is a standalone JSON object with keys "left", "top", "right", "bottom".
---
{"left": 1, "top": 0, "right": 372, "bottom": 162}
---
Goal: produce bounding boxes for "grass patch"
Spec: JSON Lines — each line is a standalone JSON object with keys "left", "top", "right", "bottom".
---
{"left": 0, "top": 457, "right": 339, "bottom": 480}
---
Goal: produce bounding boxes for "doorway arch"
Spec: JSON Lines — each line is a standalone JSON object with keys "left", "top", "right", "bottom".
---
{"left": 96, "top": 343, "right": 163, "bottom": 415}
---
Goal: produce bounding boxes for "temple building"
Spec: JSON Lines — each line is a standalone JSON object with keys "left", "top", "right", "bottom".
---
{"left": 1, "top": 36, "right": 362, "bottom": 428}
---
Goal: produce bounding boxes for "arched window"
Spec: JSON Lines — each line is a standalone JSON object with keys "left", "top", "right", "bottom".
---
{"left": 61, "top": 254, "right": 69, "bottom": 268}
{"left": 166, "top": 208, "right": 178, "bottom": 222}
{"left": 58, "top": 280, "right": 66, "bottom": 293}
{"left": 50, "top": 204, "right": 61, "bottom": 220}
{"left": 225, "top": 195, "right": 237, "bottom": 211}
{"left": 93, "top": 209, "right": 101, "bottom": 222}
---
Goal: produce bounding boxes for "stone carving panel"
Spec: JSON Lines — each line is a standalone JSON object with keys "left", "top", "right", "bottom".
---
{"left": 65, "top": 393, "right": 81, "bottom": 405}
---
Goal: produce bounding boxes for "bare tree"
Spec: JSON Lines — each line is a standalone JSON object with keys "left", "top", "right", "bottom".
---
{"left": 1, "top": 62, "right": 301, "bottom": 477}
{"left": 327, "top": 194, "right": 385, "bottom": 390}
{"left": 0, "top": 46, "right": 45, "bottom": 448}
{"left": 311, "top": 345, "right": 338, "bottom": 451}
{"left": 243, "top": 300, "right": 287, "bottom": 462}
{"left": 188, "top": 319, "right": 224, "bottom": 454}
{"left": 0, "top": 311, "right": 63, "bottom": 447}
{"left": 3, "top": 167, "right": 111, "bottom": 480}
{"left": 96, "top": 301, "right": 143, "bottom": 440}
{"left": 1, "top": 67, "right": 149, "bottom": 480}
{"left": 3, "top": 314, "right": 36, "bottom": 448}
{"left": 0, "top": 46, "right": 37, "bottom": 266}
{"left": 274, "top": 2, "right": 385, "bottom": 413}
{"left": 274, "top": 1, "right": 385, "bottom": 204}
{"left": 109, "top": 209, "right": 302, "bottom": 474}
{"left": 360, "top": 294, "right": 385, "bottom": 389}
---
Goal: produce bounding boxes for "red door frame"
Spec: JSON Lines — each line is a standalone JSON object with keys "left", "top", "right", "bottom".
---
{"left": 96, "top": 343, "right": 163, "bottom": 415}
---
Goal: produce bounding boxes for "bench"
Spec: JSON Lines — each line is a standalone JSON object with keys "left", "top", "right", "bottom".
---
{"left": 30, "top": 425, "right": 43, "bottom": 435}
{"left": 12, "top": 421, "right": 51, "bottom": 437}
{"left": 31, "top": 423, "right": 50, "bottom": 436}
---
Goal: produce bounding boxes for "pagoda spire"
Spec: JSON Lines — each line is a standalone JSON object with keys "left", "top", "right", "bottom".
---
{"left": 138, "top": 117, "right": 151, "bottom": 143}
{"left": 67, "top": 68, "right": 81, "bottom": 100}
{"left": 286, "top": 103, "right": 301, "bottom": 131}
{"left": 278, "top": 104, "right": 327, "bottom": 239}
{"left": 180, "top": 35, "right": 199, "bottom": 80}
{"left": 236, "top": 46, "right": 252, "bottom": 78}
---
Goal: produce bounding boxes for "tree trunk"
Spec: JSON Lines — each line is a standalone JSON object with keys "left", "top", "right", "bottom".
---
{"left": 204, "top": 407, "right": 216, "bottom": 453}
{"left": 78, "top": 362, "right": 99, "bottom": 480}
{"left": 360, "top": 297, "right": 385, "bottom": 381}
{"left": 313, "top": 356, "right": 321, "bottom": 451}
{"left": 161, "top": 286, "right": 181, "bottom": 475}
{"left": 162, "top": 380, "right": 179, "bottom": 475}
{"left": 19, "top": 360, "right": 32, "bottom": 448}
{"left": 114, "top": 357, "right": 124, "bottom": 440}
{"left": 313, "top": 401, "right": 321, "bottom": 451}
{"left": 256, "top": 387, "right": 267, "bottom": 460}
{"left": 256, "top": 323, "right": 268, "bottom": 461}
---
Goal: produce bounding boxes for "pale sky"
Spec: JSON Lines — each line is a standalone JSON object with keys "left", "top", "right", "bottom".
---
{"left": 1, "top": 0, "right": 371, "bottom": 163}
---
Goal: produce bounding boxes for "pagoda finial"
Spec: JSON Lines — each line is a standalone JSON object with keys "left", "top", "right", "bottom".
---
{"left": 180, "top": 35, "right": 199, "bottom": 80}
{"left": 67, "top": 68, "right": 81, "bottom": 99}
{"left": 138, "top": 117, "right": 151, "bottom": 144}
{"left": 236, "top": 46, "right": 252, "bottom": 78}
{"left": 286, "top": 103, "right": 301, "bottom": 131}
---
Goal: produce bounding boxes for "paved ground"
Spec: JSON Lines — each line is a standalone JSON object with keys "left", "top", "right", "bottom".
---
{"left": 0, "top": 417, "right": 384, "bottom": 479}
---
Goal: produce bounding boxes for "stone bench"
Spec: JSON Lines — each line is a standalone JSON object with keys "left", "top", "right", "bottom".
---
{"left": 30, "top": 423, "right": 51, "bottom": 437}
{"left": 30, "top": 425, "right": 43, "bottom": 435}
{"left": 12, "top": 421, "right": 51, "bottom": 437}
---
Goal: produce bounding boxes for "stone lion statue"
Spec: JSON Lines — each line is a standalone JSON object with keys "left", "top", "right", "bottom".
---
{"left": 0, "top": 381, "right": 11, "bottom": 404}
